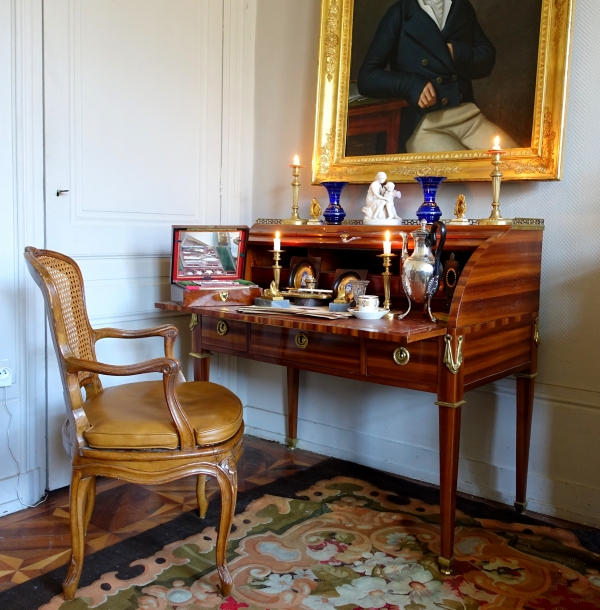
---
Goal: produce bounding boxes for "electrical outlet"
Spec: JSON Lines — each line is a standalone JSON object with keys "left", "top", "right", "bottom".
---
{"left": 0, "top": 367, "right": 12, "bottom": 387}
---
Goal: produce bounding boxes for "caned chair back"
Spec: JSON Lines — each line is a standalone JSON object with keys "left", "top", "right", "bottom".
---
{"left": 24, "top": 247, "right": 103, "bottom": 404}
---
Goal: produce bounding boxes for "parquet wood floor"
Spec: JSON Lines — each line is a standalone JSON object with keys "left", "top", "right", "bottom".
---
{"left": 0, "top": 436, "right": 325, "bottom": 593}
{"left": 0, "top": 435, "right": 596, "bottom": 596}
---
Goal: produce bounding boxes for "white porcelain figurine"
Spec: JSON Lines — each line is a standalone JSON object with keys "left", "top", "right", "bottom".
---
{"left": 362, "top": 172, "right": 402, "bottom": 225}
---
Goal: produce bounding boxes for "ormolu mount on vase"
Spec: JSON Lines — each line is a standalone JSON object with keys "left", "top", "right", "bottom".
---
{"left": 398, "top": 220, "right": 447, "bottom": 323}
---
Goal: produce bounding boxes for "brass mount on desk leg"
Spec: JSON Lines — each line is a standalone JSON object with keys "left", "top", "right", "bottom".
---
{"left": 438, "top": 556, "right": 454, "bottom": 576}
{"left": 285, "top": 437, "right": 298, "bottom": 450}
{"left": 377, "top": 252, "right": 397, "bottom": 318}
{"left": 514, "top": 500, "right": 528, "bottom": 513}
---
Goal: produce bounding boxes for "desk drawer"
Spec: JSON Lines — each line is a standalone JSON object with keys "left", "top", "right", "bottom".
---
{"left": 201, "top": 317, "right": 248, "bottom": 352}
{"left": 367, "top": 339, "right": 438, "bottom": 385}
{"left": 250, "top": 326, "right": 361, "bottom": 373}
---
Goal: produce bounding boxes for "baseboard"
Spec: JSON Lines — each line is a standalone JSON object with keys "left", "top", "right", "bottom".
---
{"left": 0, "top": 469, "right": 44, "bottom": 516}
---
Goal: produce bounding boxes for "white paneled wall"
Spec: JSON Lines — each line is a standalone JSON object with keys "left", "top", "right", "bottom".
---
{"left": 0, "top": 0, "right": 46, "bottom": 516}
{"left": 0, "top": 0, "right": 257, "bottom": 513}
{"left": 246, "top": 0, "right": 600, "bottom": 527}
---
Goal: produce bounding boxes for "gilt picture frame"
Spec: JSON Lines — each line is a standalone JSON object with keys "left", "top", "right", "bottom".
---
{"left": 312, "top": 0, "right": 574, "bottom": 184}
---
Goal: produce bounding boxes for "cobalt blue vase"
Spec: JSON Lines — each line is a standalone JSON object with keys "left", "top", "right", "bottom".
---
{"left": 321, "top": 181, "right": 347, "bottom": 225}
{"left": 415, "top": 176, "right": 446, "bottom": 223}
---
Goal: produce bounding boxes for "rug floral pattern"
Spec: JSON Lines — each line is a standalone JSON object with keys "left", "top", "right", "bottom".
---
{"left": 41, "top": 477, "right": 600, "bottom": 610}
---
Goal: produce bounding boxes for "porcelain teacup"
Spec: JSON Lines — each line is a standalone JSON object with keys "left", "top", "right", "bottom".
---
{"left": 357, "top": 295, "right": 379, "bottom": 312}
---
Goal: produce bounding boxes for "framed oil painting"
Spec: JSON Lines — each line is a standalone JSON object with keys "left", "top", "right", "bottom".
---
{"left": 312, "top": 0, "right": 574, "bottom": 183}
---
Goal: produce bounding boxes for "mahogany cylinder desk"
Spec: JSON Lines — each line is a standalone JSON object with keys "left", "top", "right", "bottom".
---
{"left": 156, "top": 220, "right": 543, "bottom": 574}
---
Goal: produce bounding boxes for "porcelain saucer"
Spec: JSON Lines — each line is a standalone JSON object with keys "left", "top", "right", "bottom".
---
{"left": 349, "top": 308, "right": 390, "bottom": 320}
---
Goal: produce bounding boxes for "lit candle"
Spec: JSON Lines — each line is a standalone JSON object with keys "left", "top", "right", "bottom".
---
{"left": 274, "top": 231, "right": 281, "bottom": 251}
{"left": 492, "top": 136, "right": 501, "bottom": 150}
{"left": 383, "top": 230, "right": 392, "bottom": 255}
{"left": 293, "top": 155, "right": 300, "bottom": 166}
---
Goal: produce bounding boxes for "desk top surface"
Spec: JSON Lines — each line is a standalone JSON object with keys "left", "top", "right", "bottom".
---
{"left": 156, "top": 302, "right": 447, "bottom": 343}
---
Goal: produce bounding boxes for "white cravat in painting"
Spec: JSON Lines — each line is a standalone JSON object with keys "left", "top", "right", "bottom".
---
{"left": 418, "top": 0, "right": 452, "bottom": 30}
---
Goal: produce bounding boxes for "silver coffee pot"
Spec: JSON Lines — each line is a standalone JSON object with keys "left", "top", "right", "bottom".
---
{"left": 398, "top": 220, "right": 446, "bottom": 322}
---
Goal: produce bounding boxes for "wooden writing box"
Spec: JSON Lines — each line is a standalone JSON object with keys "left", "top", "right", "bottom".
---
{"left": 170, "top": 225, "right": 262, "bottom": 307}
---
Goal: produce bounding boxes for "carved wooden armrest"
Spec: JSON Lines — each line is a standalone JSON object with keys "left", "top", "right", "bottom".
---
{"left": 65, "top": 355, "right": 179, "bottom": 377}
{"left": 94, "top": 325, "right": 178, "bottom": 359}
{"left": 64, "top": 356, "right": 195, "bottom": 450}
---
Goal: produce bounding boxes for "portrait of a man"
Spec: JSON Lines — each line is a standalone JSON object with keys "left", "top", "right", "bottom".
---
{"left": 346, "top": 0, "right": 541, "bottom": 156}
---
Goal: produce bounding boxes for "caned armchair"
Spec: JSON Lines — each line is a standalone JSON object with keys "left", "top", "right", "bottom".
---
{"left": 24, "top": 247, "right": 244, "bottom": 600}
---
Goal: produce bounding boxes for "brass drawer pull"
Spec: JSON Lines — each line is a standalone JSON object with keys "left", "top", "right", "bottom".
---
{"left": 216, "top": 320, "right": 229, "bottom": 336}
{"left": 393, "top": 347, "right": 410, "bottom": 366}
{"left": 295, "top": 332, "right": 309, "bottom": 349}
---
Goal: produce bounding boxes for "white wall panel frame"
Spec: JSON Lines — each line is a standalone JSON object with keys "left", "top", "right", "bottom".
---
{"left": 0, "top": 0, "right": 46, "bottom": 514}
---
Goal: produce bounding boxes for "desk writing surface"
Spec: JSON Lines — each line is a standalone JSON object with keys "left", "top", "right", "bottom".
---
{"left": 155, "top": 302, "right": 447, "bottom": 343}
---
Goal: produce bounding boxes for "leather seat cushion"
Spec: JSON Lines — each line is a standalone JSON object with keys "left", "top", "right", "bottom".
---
{"left": 83, "top": 381, "right": 243, "bottom": 450}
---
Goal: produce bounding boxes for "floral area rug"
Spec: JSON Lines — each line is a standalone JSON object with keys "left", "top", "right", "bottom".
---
{"left": 6, "top": 457, "right": 600, "bottom": 610}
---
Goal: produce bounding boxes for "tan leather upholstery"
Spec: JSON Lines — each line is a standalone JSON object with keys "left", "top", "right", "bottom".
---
{"left": 83, "top": 381, "right": 243, "bottom": 449}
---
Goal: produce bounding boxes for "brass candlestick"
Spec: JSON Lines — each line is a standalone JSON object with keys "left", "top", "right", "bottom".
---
{"left": 262, "top": 249, "right": 285, "bottom": 300}
{"left": 281, "top": 162, "right": 308, "bottom": 225}
{"left": 479, "top": 148, "right": 511, "bottom": 225}
{"left": 377, "top": 253, "right": 397, "bottom": 311}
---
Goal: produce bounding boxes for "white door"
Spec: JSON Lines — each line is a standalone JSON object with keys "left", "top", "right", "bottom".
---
{"left": 43, "top": 0, "right": 226, "bottom": 488}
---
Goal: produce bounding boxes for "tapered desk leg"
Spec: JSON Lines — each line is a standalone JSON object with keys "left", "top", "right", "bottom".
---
{"left": 515, "top": 372, "right": 536, "bottom": 513}
{"left": 191, "top": 321, "right": 210, "bottom": 381}
{"left": 286, "top": 367, "right": 299, "bottom": 449}
{"left": 438, "top": 403, "right": 462, "bottom": 575}
{"left": 436, "top": 332, "right": 465, "bottom": 575}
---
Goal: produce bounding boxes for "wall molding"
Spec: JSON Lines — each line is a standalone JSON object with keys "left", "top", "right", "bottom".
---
{"left": 9, "top": 0, "right": 46, "bottom": 509}
{"left": 476, "top": 378, "right": 600, "bottom": 412}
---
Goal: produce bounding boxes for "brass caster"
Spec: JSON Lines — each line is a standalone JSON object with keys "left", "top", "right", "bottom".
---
{"left": 514, "top": 500, "right": 528, "bottom": 514}
{"left": 285, "top": 437, "right": 298, "bottom": 450}
{"left": 438, "top": 556, "right": 454, "bottom": 576}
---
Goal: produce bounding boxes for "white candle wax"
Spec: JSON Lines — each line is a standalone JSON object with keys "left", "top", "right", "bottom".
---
{"left": 274, "top": 231, "right": 281, "bottom": 251}
{"left": 383, "top": 231, "right": 391, "bottom": 254}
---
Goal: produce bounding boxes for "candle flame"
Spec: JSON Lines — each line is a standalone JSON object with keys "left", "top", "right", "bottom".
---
{"left": 385, "top": 231, "right": 390, "bottom": 241}
{"left": 293, "top": 155, "right": 300, "bottom": 165}
{"left": 275, "top": 231, "right": 280, "bottom": 239}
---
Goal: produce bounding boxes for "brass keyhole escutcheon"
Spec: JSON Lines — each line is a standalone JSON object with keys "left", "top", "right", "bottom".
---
{"left": 216, "top": 320, "right": 229, "bottom": 336}
{"left": 219, "top": 291, "right": 229, "bottom": 302}
{"left": 393, "top": 347, "right": 410, "bottom": 366}
{"left": 295, "top": 332, "right": 309, "bottom": 349}
{"left": 445, "top": 268, "right": 457, "bottom": 289}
